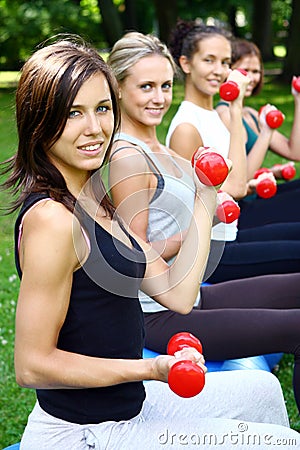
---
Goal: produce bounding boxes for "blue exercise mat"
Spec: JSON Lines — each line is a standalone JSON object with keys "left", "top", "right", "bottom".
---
{"left": 3, "top": 444, "right": 20, "bottom": 450}
{"left": 142, "top": 347, "right": 283, "bottom": 372}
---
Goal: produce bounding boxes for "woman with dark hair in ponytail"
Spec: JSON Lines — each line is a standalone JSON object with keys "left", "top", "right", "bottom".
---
{"left": 166, "top": 18, "right": 300, "bottom": 283}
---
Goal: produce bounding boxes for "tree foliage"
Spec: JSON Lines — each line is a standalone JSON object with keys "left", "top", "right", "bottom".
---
{"left": 0, "top": 0, "right": 103, "bottom": 69}
{"left": 0, "top": 0, "right": 299, "bottom": 84}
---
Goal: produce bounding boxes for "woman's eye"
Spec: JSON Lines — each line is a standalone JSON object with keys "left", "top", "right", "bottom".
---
{"left": 141, "top": 84, "right": 152, "bottom": 91}
{"left": 69, "top": 110, "right": 80, "bottom": 118}
{"left": 97, "top": 105, "right": 109, "bottom": 113}
{"left": 162, "top": 83, "right": 172, "bottom": 90}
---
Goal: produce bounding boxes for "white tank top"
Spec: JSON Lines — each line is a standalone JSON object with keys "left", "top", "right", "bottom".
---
{"left": 113, "top": 132, "right": 199, "bottom": 313}
{"left": 166, "top": 100, "right": 238, "bottom": 242}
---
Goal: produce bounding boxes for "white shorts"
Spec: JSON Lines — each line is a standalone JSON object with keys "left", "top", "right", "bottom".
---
{"left": 20, "top": 371, "right": 299, "bottom": 449}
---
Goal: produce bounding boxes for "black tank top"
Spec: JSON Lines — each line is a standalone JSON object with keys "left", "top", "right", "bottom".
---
{"left": 14, "top": 193, "right": 147, "bottom": 424}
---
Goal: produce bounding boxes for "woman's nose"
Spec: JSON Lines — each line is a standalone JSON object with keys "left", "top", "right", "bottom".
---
{"left": 85, "top": 113, "right": 102, "bottom": 135}
{"left": 152, "top": 88, "right": 165, "bottom": 104}
{"left": 212, "top": 61, "right": 224, "bottom": 74}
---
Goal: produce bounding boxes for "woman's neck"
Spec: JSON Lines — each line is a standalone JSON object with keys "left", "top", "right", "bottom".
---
{"left": 120, "top": 118, "right": 160, "bottom": 151}
{"left": 49, "top": 155, "right": 91, "bottom": 198}
{"left": 184, "top": 83, "right": 214, "bottom": 111}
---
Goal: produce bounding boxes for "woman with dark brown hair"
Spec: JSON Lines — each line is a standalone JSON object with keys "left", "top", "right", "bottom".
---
{"left": 217, "top": 37, "right": 300, "bottom": 230}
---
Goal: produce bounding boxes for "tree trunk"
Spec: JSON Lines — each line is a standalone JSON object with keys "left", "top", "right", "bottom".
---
{"left": 251, "top": 0, "right": 273, "bottom": 61}
{"left": 228, "top": 5, "right": 239, "bottom": 37}
{"left": 97, "top": 0, "right": 123, "bottom": 48}
{"left": 282, "top": 0, "right": 300, "bottom": 82}
{"left": 123, "top": 0, "right": 138, "bottom": 31}
{"left": 153, "top": 0, "right": 178, "bottom": 43}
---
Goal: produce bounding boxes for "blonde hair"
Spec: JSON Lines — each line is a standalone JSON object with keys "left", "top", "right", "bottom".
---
{"left": 108, "top": 31, "right": 177, "bottom": 82}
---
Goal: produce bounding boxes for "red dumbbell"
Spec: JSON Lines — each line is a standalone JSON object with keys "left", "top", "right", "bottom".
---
{"left": 167, "top": 332, "right": 205, "bottom": 398}
{"left": 219, "top": 68, "right": 248, "bottom": 101}
{"left": 272, "top": 163, "right": 296, "bottom": 181}
{"left": 191, "top": 149, "right": 228, "bottom": 186}
{"left": 253, "top": 167, "right": 271, "bottom": 179}
{"left": 256, "top": 176, "right": 277, "bottom": 199}
{"left": 216, "top": 191, "right": 240, "bottom": 224}
{"left": 256, "top": 178, "right": 277, "bottom": 198}
{"left": 259, "top": 105, "right": 285, "bottom": 129}
{"left": 280, "top": 165, "right": 296, "bottom": 180}
{"left": 253, "top": 170, "right": 277, "bottom": 198}
{"left": 292, "top": 76, "right": 300, "bottom": 93}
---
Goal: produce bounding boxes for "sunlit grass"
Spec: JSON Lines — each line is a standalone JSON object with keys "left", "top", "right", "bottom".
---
{"left": 0, "top": 72, "right": 20, "bottom": 89}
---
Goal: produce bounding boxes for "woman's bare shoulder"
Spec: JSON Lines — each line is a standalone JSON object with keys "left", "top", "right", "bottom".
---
{"left": 22, "top": 199, "right": 74, "bottom": 237}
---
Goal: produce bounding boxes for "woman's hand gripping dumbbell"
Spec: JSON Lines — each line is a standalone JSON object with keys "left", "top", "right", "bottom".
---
{"left": 219, "top": 68, "right": 249, "bottom": 101}
{"left": 258, "top": 104, "right": 285, "bottom": 129}
{"left": 216, "top": 190, "right": 240, "bottom": 223}
{"left": 191, "top": 147, "right": 229, "bottom": 186}
{"left": 248, "top": 170, "right": 277, "bottom": 198}
{"left": 167, "top": 332, "right": 206, "bottom": 398}
{"left": 271, "top": 162, "right": 296, "bottom": 181}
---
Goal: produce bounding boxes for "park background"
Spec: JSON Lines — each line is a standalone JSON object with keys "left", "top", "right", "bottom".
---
{"left": 1, "top": 0, "right": 300, "bottom": 447}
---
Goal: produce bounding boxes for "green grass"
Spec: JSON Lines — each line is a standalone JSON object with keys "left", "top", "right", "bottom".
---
{"left": 0, "top": 87, "right": 35, "bottom": 448}
{"left": 0, "top": 72, "right": 20, "bottom": 89}
{"left": 0, "top": 68, "right": 300, "bottom": 448}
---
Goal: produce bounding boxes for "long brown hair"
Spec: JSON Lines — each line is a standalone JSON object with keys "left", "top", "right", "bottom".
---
{"left": 231, "top": 38, "right": 264, "bottom": 96}
{"left": 1, "top": 35, "right": 120, "bottom": 217}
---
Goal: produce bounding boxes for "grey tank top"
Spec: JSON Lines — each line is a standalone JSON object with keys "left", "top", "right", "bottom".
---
{"left": 113, "top": 132, "right": 199, "bottom": 313}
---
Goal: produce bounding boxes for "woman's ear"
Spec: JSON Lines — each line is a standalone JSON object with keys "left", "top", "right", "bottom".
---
{"left": 179, "top": 55, "right": 191, "bottom": 75}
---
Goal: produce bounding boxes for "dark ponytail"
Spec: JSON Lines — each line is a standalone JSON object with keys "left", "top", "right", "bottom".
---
{"left": 168, "top": 18, "right": 232, "bottom": 68}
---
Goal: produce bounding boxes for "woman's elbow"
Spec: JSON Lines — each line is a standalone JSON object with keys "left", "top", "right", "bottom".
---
{"left": 181, "top": 306, "right": 193, "bottom": 315}
{"left": 15, "top": 357, "right": 43, "bottom": 388}
{"left": 229, "top": 183, "right": 248, "bottom": 200}
{"left": 15, "top": 366, "right": 36, "bottom": 388}
{"left": 173, "top": 303, "right": 194, "bottom": 315}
